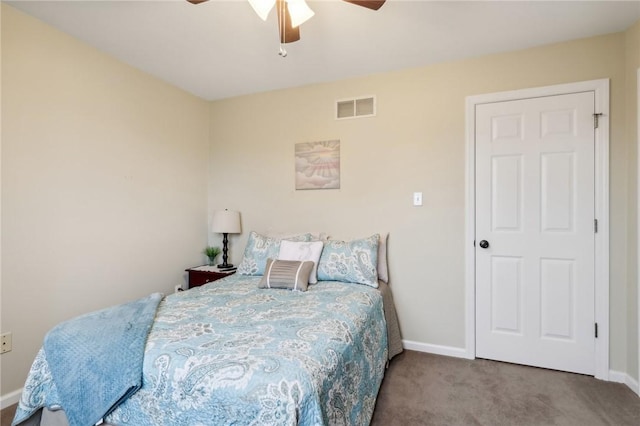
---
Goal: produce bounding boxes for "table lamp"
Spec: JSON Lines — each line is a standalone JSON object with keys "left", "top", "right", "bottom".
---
{"left": 211, "top": 209, "right": 242, "bottom": 269}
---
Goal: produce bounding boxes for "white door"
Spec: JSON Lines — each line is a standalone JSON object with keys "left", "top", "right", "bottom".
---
{"left": 475, "top": 92, "right": 596, "bottom": 375}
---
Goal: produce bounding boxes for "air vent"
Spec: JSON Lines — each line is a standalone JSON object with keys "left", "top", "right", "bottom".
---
{"left": 336, "top": 96, "right": 376, "bottom": 120}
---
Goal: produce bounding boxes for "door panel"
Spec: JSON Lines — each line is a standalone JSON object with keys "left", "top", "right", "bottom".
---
{"left": 475, "top": 91, "right": 595, "bottom": 375}
{"left": 541, "top": 152, "right": 575, "bottom": 232}
{"left": 492, "top": 155, "right": 522, "bottom": 231}
{"left": 540, "top": 258, "right": 575, "bottom": 340}
{"left": 491, "top": 256, "right": 522, "bottom": 334}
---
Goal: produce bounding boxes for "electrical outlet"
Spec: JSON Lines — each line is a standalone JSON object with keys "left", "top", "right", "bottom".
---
{"left": 1, "top": 332, "right": 12, "bottom": 354}
{"left": 174, "top": 284, "right": 183, "bottom": 293}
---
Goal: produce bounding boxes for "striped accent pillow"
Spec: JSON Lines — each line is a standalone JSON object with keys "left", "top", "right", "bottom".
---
{"left": 258, "top": 259, "right": 314, "bottom": 292}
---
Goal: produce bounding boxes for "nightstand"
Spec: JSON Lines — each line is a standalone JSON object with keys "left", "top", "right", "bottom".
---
{"left": 185, "top": 266, "right": 236, "bottom": 289}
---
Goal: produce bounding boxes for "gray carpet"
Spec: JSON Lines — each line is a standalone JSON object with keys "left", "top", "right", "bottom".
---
{"left": 2, "top": 350, "right": 640, "bottom": 425}
{"left": 371, "top": 351, "right": 640, "bottom": 425}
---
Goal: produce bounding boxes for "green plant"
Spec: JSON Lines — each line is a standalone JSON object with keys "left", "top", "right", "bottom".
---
{"left": 203, "top": 246, "right": 221, "bottom": 260}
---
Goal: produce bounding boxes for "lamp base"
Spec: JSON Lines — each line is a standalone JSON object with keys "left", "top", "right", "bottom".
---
{"left": 218, "top": 263, "right": 235, "bottom": 270}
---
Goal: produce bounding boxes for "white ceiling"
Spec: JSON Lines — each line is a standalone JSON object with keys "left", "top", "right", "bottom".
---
{"left": 6, "top": 0, "right": 640, "bottom": 101}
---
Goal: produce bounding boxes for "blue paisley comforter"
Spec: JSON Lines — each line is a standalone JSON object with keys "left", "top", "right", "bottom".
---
{"left": 15, "top": 274, "right": 388, "bottom": 426}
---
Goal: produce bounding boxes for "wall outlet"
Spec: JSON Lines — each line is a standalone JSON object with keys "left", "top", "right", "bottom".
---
{"left": 174, "top": 284, "right": 183, "bottom": 294}
{"left": 1, "top": 332, "right": 12, "bottom": 354}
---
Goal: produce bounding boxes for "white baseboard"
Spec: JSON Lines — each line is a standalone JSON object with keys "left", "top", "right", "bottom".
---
{"left": 629, "top": 376, "right": 640, "bottom": 396}
{"left": 1, "top": 388, "right": 22, "bottom": 410}
{"left": 402, "top": 340, "right": 472, "bottom": 359}
{"left": 609, "top": 370, "right": 640, "bottom": 396}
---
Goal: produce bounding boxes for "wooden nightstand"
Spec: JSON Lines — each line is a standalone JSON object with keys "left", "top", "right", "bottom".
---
{"left": 185, "top": 266, "right": 236, "bottom": 289}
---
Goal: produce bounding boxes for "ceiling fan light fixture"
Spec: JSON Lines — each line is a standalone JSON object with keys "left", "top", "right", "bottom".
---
{"left": 286, "top": 0, "right": 315, "bottom": 28}
{"left": 188, "top": 0, "right": 384, "bottom": 47}
{"left": 248, "top": 0, "right": 276, "bottom": 21}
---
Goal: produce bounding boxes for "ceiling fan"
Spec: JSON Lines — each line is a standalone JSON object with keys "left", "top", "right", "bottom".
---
{"left": 187, "top": 0, "right": 385, "bottom": 50}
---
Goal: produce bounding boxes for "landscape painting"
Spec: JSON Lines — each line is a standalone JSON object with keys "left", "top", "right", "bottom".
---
{"left": 295, "top": 140, "right": 341, "bottom": 190}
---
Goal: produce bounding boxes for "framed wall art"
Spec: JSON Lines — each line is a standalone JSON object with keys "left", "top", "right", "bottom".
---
{"left": 295, "top": 140, "right": 340, "bottom": 190}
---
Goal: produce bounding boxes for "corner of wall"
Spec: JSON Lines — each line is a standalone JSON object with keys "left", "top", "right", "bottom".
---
{"left": 626, "top": 16, "right": 640, "bottom": 385}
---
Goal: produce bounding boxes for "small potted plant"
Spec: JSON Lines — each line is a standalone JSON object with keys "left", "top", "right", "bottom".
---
{"left": 203, "top": 246, "right": 221, "bottom": 266}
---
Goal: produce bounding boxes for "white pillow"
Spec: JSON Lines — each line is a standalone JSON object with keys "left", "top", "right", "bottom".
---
{"left": 278, "top": 240, "right": 324, "bottom": 284}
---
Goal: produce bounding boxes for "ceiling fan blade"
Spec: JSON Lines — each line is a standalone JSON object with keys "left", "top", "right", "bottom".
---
{"left": 276, "top": 0, "right": 300, "bottom": 43}
{"left": 342, "top": 0, "right": 385, "bottom": 11}
{"left": 186, "top": 0, "right": 209, "bottom": 4}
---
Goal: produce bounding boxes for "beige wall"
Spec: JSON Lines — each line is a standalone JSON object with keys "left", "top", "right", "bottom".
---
{"left": 1, "top": 4, "right": 210, "bottom": 396}
{"left": 209, "top": 32, "right": 632, "bottom": 371}
{"left": 625, "top": 19, "right": 640, "bottom": 382}
{"left": 0, "top": 1, "right": 4, "bottom": 399}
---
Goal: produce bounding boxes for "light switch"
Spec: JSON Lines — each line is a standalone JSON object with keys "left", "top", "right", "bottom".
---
{"left": 413, "top": 192, "right": 423, "bottom": 206}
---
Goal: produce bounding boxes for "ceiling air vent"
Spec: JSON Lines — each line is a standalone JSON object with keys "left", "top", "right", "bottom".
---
{"left": 336, "top": 96, "right": 376, "bottom": 120}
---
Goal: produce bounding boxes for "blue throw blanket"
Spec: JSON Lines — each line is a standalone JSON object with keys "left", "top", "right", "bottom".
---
{"left": 33, "top": 293, "right": 163, "bottom": 426}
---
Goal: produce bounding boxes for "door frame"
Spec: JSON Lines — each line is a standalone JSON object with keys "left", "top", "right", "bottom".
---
{"left": 637, "top": 67, "right": 640, "bottom": 395}
{"left": 464, "top": 79, "right": 610, "bottom": 380}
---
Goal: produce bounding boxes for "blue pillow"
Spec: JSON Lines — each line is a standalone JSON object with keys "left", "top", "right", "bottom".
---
{"left": 237, "top": 231, "right": 312, "bottom": 276}
{"left": 317, "top": 234, "right": 380, "bottom": 287}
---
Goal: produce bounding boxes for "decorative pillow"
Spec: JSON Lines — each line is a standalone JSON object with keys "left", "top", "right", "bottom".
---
{"left": 278, "top": 240, "right": 324, "bottom": 284}
{"left": 237, "top": 231, "right": 312, "bottom": 276}
{"left": 266, "top": 230, "right": 329, "bottom": 242}
{"left": 317, "top": 234, "right": 380, "bottom": 287}
{"left": 378, "top": 232, "right": 389, "bottom": 283}
{"left": 258, "top": 259, "right": 314, "bottom": 292}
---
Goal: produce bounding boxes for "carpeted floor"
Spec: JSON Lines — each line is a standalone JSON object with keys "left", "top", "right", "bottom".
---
{"left": 2, "top": 350, "right": 640, "bottom": 425}
{"left": 371, "top": 351, "right": 640, "bottom": 425}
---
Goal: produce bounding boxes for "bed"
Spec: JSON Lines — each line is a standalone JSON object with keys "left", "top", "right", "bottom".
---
{"left": 13, "top": 232, "right": 402, "bottom": 426}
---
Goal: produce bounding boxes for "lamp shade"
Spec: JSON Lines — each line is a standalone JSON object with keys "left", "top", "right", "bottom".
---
{"left": 287, "top": 0, "right": 315, "bottom": 28}
{"left": 248, "top": 0, "right": 275, "bottom": 21}
{"left": 211, "top": 210, "right": 241, "bottom": 234}
{"left": 248, "top": 0, "right": 314, "bottom": 28}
